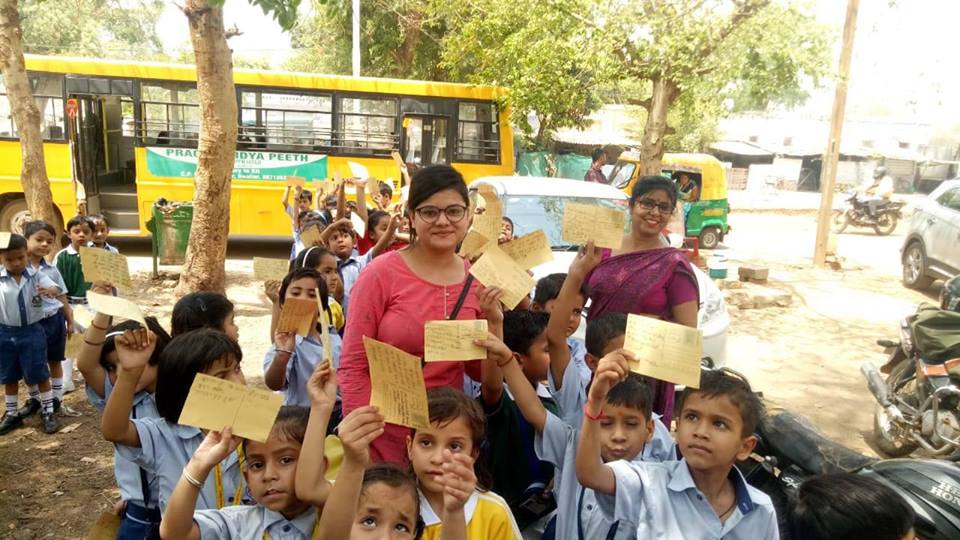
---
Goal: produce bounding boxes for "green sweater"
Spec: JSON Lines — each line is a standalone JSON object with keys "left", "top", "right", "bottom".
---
{"left": 55, "top": 246, "right": 90, "bottom": 301}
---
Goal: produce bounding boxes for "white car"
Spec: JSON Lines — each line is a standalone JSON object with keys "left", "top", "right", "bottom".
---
{"left": 471, "top": 176, "right": 729, "bottom": 366}
{"left": 902, "top": 179, "right": 960, "bottom": 289}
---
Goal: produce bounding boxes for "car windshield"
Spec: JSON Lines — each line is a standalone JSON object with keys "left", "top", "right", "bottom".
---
{"left": 606, "top": 162, "right": 636, "bottom": 189}
{"left": 503, "top": 195, "right": 628, "bottom": 251}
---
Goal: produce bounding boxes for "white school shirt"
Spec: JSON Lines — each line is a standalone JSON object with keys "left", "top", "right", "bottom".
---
{"left": 0, "top": 266, "right": 57, "bottom": 326}
{"left": 29, "top": 259, "right": 67, "bottom": 318}
{"left": 194, "top": 505, "right": 318, "bottom": 540}
{"left": 116, "top": 417, "right": 250, "bottom": 512}
{"left": 87, "top": 241, "right": 119, "bottom": 254}
{"left": 546, "top": 358, "right": 676, "bottom": 462}
{"left": 567, "top": 337, "right": 591, "bottom": 382}
{"left": 263, "top": 332, "right": 343, "bottom": 407}
{"left": 85, "top": 377, "right": 161, "bottom": 509}
{"left": 595, "top": 458, "right": 779, "bottom": 540}
{"left": 337, "top": 249, "right": 373, "bottom": 315}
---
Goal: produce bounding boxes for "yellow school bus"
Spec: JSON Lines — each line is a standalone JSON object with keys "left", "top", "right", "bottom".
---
{"left": 0, "top": 55, "right": 515, "bottom": 236}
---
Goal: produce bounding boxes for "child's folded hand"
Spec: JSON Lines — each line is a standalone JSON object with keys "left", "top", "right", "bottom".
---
{"left": 264, "top": 280, "right": 281, "bottom": 303}
{"left": 90, "top": 281, "right": 114, "bottom": 295}
{"left": 115, "top": 328, "right": 156, "bottom": 371}
{"left": 190, "top": 427, "right": 240, "bottom": 473}
{"left": 476, "top": 286, "right": 505, "bottom": 323}
{"left": 588, "top": 349, "right": 633, "bottom": 402}
{"left": 338, "top": 406, "right": 384, "bottom": 466}
{"left": 475, "top": 333, "right": 513, "bottom": 367}
{"left": 306, "top": 361, "right": 338, "bottom": 409}
{"left": 274, "top": 331, "right": 295, "bottom": 354}
{"left": 570, "top": 240, "right": 603, "bottom": 277}
{"left": 439, "top": 449, "right": 476, "bottom": 513}
{"left": 38, "top": 286, "right": 59, "bottom": 298}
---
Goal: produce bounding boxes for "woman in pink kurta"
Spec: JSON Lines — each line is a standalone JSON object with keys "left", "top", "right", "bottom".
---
{"left": 339, "top": 164, "right": 481, "bottom": 463}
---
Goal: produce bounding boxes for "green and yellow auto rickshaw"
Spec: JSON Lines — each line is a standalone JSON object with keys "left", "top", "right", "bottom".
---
{"left": 608, "top": 151, "right": 730, "bottom": 249}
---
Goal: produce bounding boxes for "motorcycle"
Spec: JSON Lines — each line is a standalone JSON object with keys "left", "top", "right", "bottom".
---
{"left": 861, "top": 304, "right": 960, "bottom": 458}
{"left": 832, "top": 192, "right": 906, "bottom": 235}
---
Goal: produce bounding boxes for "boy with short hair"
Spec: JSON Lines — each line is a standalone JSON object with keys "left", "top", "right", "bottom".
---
{"left": 283, "top": 186, "right": 314, "bottom": 258}
{"left": 23, "top": 220, "right": 75, "bottom": 415}
{"left": 0, "top": 234, "right": 61, "bottom": 434}
{"left": 577, "top": 367, "right": 779, "bottom": 539}
{"left": 320, "top": 212, "right": 399, "bottom": 315}
{"left": 54, "top": 215, "right": 95, "bottom": 305}
{"left": 532, "top": 272, "right": 589, "bottom": 384}
{"left": 89, "top": 214, "right": 119, "bottom": 253}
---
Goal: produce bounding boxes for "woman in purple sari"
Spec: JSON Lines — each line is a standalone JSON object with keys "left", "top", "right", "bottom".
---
{"left": 586, "top": 175, "right": 700, "bottom": 423}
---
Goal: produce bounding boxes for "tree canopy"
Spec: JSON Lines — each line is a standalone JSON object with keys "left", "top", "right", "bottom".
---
{"left": 19, "top": 0, "right": 164, "bottom": 58}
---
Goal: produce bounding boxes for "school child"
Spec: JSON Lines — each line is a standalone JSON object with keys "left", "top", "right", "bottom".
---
{"left": 158, "top": 407, "right": 324, "bottom": 540}
{"left": 297, "top": 380, "right": 428, "bottom": 539}
{"left": 788, "top": 473, "right": 916, "bottom": 540}
{"left": 89, "top": 214, "right": 119, "bottom": 253}
{"left": 576, "top": 366, "right": 779, "bottom": 539}
{"left": 357, "top": 210, "right": 407, "bottom": 256}
{"left": 410, "top": 387, "right": 521, "bottom": 539}
{"left": 531, "top": 272, "right": 590, "bottom": 388}
{"left": 171, "top": 291, "right": 240, "bottom": 339}
{"left": 101, "top": 327, "right": 251, "bottom": 512}
{"left": 498, "top": 217, "right": 514, "bottom": 244}
{"left": 277, "top": 247, "right": 345, "bottom": 333}
{"left": 479, "top": 331, "right": 659, "bottom": 540}
{"left": 375, "top": 180, "right": 394, "bottom": 209}
{"left": 264, "top": 268, "right": 342, "bottom": 408}
{"left": 23, "top": 220, "right": 76, "bottom": 415}
{"left": 0, "top": 233, "right": 61, "bottom": 434}
{"left": 283, "top": 185, "right": 315, "bottom": 258}
{"left": 477, "top": 306, "right": 559, "bottom": 530}
{"left": 77, "top": 296, "right": 171, "bottom": 539}
{"left": 320, "top": 212, "right": 400, "bottom": 314}
{"left": 54, "top": 215, "right": 95, "bottom": 305}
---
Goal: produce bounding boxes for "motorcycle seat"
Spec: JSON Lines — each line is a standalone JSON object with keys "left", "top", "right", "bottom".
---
{"left": 758, "top": 407, "right": 875, "bottom": 475}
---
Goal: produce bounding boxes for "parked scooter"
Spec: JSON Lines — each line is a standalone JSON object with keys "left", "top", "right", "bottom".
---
{"left": 832, "top": 192, "right": 906, "bottom": 235}
{"left": 861, "top": 294, "right": 960, "bottom": 458}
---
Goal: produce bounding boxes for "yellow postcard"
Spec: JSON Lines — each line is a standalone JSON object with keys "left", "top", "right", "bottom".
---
{"left": 469, "top": 245, "right": 535, "bottom": 310}
{"left": 86, "top": 291, "right": 146, "bottom": 327}
{"left": 561, "top": 202, "right": 625, "bottom": 249}
{"left": 276, "top": 297, "right": 316, "bottom": 337}
{"left": 316, "top": 290, "right": 332, "bottom": 363}
{"left": 424, "top": 320, "right": 489, "bottom": 362}
{"left": 623, "top": 314, "right": 703, "bottom": 388}
{"left": 300, "top": 223, "right": 322, "bottom": 248}
{"left": 178, "top": 373, "right": 284, "bottom": 442}
{"left": 477, "top": 184, "right": 503, "bottom": 218}
{"left": 363, "top": 337, "right": 430, "bottom": 429}
{"left": 458, "top": 230, "right": 492, "bottom": 260}
{"left": 253, "top": 257, "right": 290, "bottom": 281}
{"left": 391, "top": 151, "right": 411, "bottom": 185}
{"left": 287, "top": 176, "right": 306, "bottom": 187}
{"left": 79, "top": 247, "right": 133, "bottom": 292}
{"left": 0, "top": 232, "right": 10, "bottom": 249}
{"left": 500, "top": 230, "right": 554, "bottom": 270}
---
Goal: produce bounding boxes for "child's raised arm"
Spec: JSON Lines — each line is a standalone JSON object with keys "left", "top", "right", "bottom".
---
{"left": 264, "top": 331, "right": 297, "bottom": 391}
{"left": 438, "top": 449, "right": 477, "bottom": 540}
{"left": 294, "top": 361, "right": 338, "bottom": 506}
{"left": 353, "top": 177, "right": 370, "bottom": 225}
{"left": 368, "top": 212, "right": 402, "bottom": 259}
{"left": 478, "top": 334, "right": 547, "bottom": 432}
{"left": 159, "top": 428, "right": 240, "bottom": 540}
{"left": 313, "top": 406, "right": 385, "bottom": 540}
{"left": 101, "top": 328, "right": 155, "bottom": 447}
{"left": 477, "top": 287, "right": 506, "bottom": 407}
{"left": 547, "top": 242, "right": 601, "bottom": 390}
{"left": 76, "top": 282, "right": 114, "bottom": 397}
{"left": 575, "top": 349, "right": 632, "bottom": 496}
{"left": 319, "top": 218, "right": 351, "bottom": 245}
{"left": 281, "top": 185, "right": 292, "bottom": 211}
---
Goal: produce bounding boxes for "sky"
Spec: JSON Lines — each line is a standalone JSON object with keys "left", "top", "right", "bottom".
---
{"left": 156, "top": 0, "right": 960, "bottom": 128}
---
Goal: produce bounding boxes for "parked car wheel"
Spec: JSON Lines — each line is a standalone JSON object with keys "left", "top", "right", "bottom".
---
{"left": 699, "top": 226, "right": 721, "bottom": 250}
{"left": 902, "top": 242, "right": 934, "bottom": 289}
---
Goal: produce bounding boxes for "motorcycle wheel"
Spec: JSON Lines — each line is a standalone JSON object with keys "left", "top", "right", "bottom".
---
{"left": 873, "top": 213, "right": 899, "bottom": 236}
{"left": 832, "top": 210, "right": 849, "bottom": 233}
{"left": 872, "top": 360, "right": 920, "bottom": 457}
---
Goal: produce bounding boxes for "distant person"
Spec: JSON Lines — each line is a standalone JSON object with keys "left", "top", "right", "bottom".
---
{"left": 860, "top": 166, "right": 894, "bottom": 218}
{"left": 677, "top": 173, "right": 700, "bottom": 202}
{"left": 584, "top": 148, "right": 607, "bottom": 183}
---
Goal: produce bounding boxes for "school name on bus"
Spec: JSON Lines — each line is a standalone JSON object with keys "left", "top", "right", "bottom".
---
{"left": 146, "top": 147, "right": 328, "bottom": 182}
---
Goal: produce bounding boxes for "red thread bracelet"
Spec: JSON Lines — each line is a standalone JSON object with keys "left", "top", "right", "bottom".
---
{"left": 584, "top": 407, "right": 606, "bottom": 421}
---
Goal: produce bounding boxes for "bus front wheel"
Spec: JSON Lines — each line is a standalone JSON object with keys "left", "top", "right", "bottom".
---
{"left": 0, "top": 198, "right": 29, "bottom": 234}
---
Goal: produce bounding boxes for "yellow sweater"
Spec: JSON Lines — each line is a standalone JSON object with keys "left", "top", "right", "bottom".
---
{"left": 419, "top": 490, "right": 521, "bottom": 540}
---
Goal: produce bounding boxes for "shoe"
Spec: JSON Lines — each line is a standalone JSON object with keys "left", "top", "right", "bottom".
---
{"left": 0, "top": 413, "right": 24, "bottom": 435}
{"left": 53, "top": 397, "right": 61, "bottom": 413}
{"left": 41, "top": 412, "right": 59, "bottom": 434}
{"left": 17, "top": 398, "right": 41, "bottom": 418}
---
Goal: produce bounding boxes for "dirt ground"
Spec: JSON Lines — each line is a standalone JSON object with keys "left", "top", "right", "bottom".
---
{"left": 0, "top": 212, "right": 941, "bottom": 537}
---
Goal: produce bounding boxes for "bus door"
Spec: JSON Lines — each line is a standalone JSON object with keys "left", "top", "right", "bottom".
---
{"left": 66, "top": 76, "right": 139, "bottom": 231}
{"left": 401, "top": 115, "right": 449, "bottom": 167}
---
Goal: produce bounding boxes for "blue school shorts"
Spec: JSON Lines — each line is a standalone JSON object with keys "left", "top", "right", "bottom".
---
{"left": 38, "top": 311, "right": 66, "bottom": 363}
{"left": 0, "top": 324, "right": 50, "bottom": 385}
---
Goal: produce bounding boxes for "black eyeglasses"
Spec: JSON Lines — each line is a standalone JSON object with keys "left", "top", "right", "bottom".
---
{"left": 636, "top": 199, "right": 675, "bottom": 215}
{"left": 414, "top": 204, "right": 469, "bottom": 223}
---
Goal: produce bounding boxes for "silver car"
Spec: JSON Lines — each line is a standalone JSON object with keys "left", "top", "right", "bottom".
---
{"left": 470, "top": 176, "right": 729, "bottom": 366}
{"left": 902, "top": 179, "right": 960, "bottom": 289}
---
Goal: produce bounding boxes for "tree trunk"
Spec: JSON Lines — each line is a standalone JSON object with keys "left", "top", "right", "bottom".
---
{"left": 0, "top": 0, "right": 57, "bottom": 228}
{"left": 639, "top": 77, "right": 679, "bottom": 176}
{"left": 175, "top": 0, "right": 237, "bottom": 295}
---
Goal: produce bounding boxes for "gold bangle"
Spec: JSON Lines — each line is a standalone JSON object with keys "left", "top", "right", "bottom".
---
{"left": 496, "top": 356, "right": 514, "bottom": 368}
{"left": 182, "top": 469, "right": 204, "bottom": 489}
{"left": 90, "top": 321, "right": 109, "bottom": 331}
{"left": 83, "top": 338, "right": 105, "bottom": 346}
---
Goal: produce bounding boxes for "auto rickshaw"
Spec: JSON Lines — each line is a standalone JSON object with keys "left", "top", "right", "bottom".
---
{"left": 607, "top": 151, "right": 730, "bottom": 249}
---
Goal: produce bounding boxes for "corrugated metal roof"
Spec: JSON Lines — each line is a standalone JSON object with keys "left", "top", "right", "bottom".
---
{"left": 708, "top": 140, "right": 774, "bottom": 157}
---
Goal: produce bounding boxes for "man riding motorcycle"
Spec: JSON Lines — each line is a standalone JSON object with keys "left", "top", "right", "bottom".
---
{"left": 859, "top": 166, "right": 894, "bottom": 218}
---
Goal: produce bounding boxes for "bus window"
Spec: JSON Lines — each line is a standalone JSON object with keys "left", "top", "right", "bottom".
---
{"left": 140, "top": 82, "right": 199, "bottom": 147}
{"left": 456, "top": 102, "right": 498, "bottom": 163}
{"left": 240, "top": 90, "right": 332, "bottom": 151}
{"left": 0, "top": 74, "right": 65, "bottom": 140}
{"left": 337, "top": 96, "right": 397, "bottom": 155}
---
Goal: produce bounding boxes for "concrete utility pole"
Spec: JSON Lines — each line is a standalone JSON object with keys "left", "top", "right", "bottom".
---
{"left": 814, "top": 0, "right": 859, "bottom": 266}
{"left": 352, "top": 0, "right": 360, "bottom": 77}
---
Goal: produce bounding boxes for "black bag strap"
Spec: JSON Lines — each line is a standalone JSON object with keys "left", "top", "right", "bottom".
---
{"left": 448, "top": 274, "right": 475, "bottom": 321}
{"left": 131, "top": 406, "right": 152, "bottom": 509}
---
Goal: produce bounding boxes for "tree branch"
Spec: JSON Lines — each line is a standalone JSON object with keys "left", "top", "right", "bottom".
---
{"left": 696, "top": 0, "right": 769, "bottom": 62}
{"left": 224, "top": 24, "right": 242, "bottom": 39}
